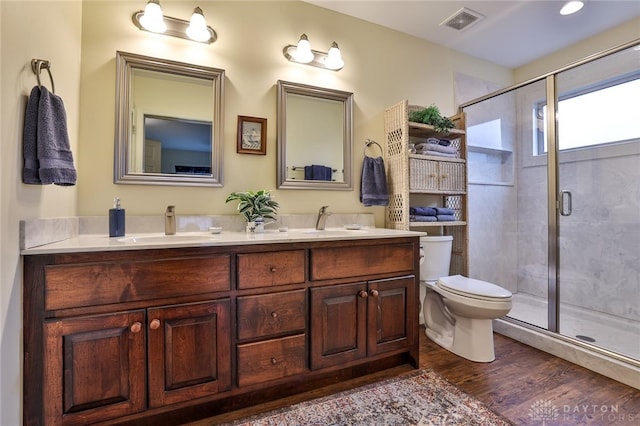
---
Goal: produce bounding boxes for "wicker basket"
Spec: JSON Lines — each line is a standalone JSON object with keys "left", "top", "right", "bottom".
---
{"left": 409, "top": 158, "right": 465, "bottom": 192}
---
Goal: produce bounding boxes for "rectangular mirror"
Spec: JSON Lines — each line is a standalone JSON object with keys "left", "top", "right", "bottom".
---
{"left": 277, "top": 80, "right": 353, "bottom": 190}
{"left": 114, "top": 51, "right": 225, "bottom": 186}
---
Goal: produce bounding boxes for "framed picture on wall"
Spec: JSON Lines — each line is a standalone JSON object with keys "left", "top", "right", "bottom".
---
{"left": 237, "top": 116, "right": 267, "bottom": 155}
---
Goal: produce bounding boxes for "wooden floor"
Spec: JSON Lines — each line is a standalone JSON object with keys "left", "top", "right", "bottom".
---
{"left": 190, "top": 328, "right": 640, "bottom": 425}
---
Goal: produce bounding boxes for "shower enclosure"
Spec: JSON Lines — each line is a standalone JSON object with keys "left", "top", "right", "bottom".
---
{"left": 460, "top": 41, "right": 639, "bottom": 364}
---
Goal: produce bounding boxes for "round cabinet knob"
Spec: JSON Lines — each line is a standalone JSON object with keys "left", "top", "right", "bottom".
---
{"left": 149, "top": 319, "right": 161, "bottom": 330}
{"left": 369, "top": 289, "right": 379, "bottom": 298}
{"left": 271, "top": 358, "right": 277, "bottom": 365}
{"left": 270, "top": 266, "right": 277, "bottom": 273}
{"left": 130, "top": 322, "right": 142, "bottom": 333}
{"left": 271, "top": 311, "right": 278, "bottom": 318}
{"left": 358, "top": 290, "right": 368, "bottom": 298}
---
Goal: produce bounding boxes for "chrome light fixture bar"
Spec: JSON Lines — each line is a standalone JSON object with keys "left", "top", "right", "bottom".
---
{"left": 132, "top": 1, "right": 217, "bottom": 44}
{"left": 283, "top": 34, "right": 344, "bottom": 71}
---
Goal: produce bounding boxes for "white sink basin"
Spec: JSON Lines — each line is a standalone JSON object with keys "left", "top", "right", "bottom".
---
{"left": 116, "top": 234, "right": 218, "bottom": 244}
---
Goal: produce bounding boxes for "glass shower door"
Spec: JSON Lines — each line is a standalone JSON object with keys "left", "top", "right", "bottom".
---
{"left": 555, "top": 45, "right": 640, "bottom": 360}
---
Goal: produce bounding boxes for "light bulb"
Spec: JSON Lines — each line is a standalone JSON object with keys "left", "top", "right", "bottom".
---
{"left": 560, "top": 1, "right": 584, "bottom": 15}
{"left": 325, "top": 42, "right": 344, "bottom": 70}
{"left": 139, "top": 0, "right": 166, "bottom": 33}
{"left": 186, "top": 7, "right": 210, "bottom": 42}
{"left": 294, "top": 34, "right": 314, "bottom": 63}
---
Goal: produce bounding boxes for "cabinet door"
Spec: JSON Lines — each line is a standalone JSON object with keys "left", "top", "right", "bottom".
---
{"left": 43, "top": 310, "right": 146, "bottom": 426}
{"left": 147, "top": 300, "right": 231, "bottom": 408}
{"left": 310, "top": 282, "right": 367, "bottom": 370}
{"left": 367, "top": 276, "right": 417, "bottom": 356}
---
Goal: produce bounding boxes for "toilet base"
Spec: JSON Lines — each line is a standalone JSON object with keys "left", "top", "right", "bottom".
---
{"left": 425, "top": 316, "right": 497, "bottom": 363}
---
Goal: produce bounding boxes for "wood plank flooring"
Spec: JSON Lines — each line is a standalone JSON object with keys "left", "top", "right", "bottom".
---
{"left": 189, "top": 328, "right": 640, "bottom": 425}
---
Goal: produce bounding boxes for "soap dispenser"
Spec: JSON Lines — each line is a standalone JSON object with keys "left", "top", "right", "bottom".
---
{"left": 109, "top": 197, "right": 125, "bottom": 237}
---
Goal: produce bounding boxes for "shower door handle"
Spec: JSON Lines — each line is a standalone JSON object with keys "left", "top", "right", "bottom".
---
{"left": 560, "top": 190, "right": 572, "bottom": 216}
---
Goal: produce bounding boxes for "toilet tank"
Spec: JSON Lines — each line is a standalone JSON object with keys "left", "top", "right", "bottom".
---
{"left": 420, "top": 236, "right": 453, "bottom": 281}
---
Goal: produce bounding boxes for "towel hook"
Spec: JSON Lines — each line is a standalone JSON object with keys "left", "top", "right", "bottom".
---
{"left": 31, "top": 59, "right": 55, "bottom": 93}
{"left": 364, "top": 139, "right": 383, "bottom": 157}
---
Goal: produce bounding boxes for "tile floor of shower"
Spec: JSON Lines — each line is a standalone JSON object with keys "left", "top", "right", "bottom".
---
{"left": 509, "top": 293, "right": 640, "bottom": 360}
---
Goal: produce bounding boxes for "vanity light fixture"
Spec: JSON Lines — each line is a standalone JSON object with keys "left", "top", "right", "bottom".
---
{"left": 283, "top": 34, "right": 345, "bottom": 71}
{"left": 560, "top": 0, "right": 584, "bottom": 15}
{"left": 133, "top": 1, "right": 217, "bottom": 44}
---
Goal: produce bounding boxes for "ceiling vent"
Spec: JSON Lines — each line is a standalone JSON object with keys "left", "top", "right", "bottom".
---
{"left": 440, "top": 7, "right": 485, "bottom": 31}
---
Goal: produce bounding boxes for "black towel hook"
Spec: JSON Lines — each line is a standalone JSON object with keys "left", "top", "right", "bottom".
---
{"left": 31, "top": 59, "right": 55, "bottom": 93}
{"left": 364, "top": 139, "right": 383, "bottom": 157}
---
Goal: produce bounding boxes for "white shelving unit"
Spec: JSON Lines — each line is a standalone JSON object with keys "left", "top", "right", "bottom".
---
{"left": 384, "top": 100, "right": 468, "bottom": 276}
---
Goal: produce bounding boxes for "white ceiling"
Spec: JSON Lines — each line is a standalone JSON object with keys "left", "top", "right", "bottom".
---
{"left": 304, "top": 0, "right": 640, "bottom": 68}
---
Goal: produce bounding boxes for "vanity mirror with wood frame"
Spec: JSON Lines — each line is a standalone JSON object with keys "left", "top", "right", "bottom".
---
{"left": 277, "top": 80, "right": 353, "bottom": 190}
{"left": 114, "top": 51, "right": 225, "bottom": 186}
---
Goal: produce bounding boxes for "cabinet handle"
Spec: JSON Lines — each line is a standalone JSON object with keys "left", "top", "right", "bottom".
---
{"left": 358, "top": 290, "right": 368, "bottom": 298}
{"left": 441, "top": 174, "right": 448, "bottom": 179}
{"left": 130, "top": 322, "right": 142, "bottom": 333}
{"left": 429, "top": 173, "right": 436, "bottom": 178}
{"left": 149, "top": 319, "right": 161, "bottom": 330}
{"left": 271, "top": 311, "right": 278, "bottom": 318}
{"left": 369, "top": 289, "right": 379, "bottom": 298}
{"left": 271, "top": 357, "right": 277, "bottom": 365}
{"left": 270, "top": 266, "right": 277, "bottom": 273}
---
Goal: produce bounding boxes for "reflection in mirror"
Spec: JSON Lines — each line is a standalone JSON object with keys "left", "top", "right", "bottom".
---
{"left": 277, "top": 80, "right": 353, "bottom": 190}
{"left": 115, "top": 51, "right": 225, "bottom": 186}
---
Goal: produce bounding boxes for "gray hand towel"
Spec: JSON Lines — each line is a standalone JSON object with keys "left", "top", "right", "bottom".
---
{"left": 37, "top": 86, "right": 77, "bottom": 186}
{"left": 23, "top": 86, "right": 42, "bottom": 184}
{"left": 360, "top": 155, "right": 389, "bottom": 207}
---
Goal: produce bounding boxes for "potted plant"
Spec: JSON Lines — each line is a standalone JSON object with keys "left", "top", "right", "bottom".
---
{"left": 225, "top": 190, "right": 279, "bottom": 232}
{"left": 409, "top": 104, "right": 455, "bottom": 133}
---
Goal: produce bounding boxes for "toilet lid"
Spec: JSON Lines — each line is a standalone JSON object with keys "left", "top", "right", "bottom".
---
{"left": 437, "top": 275, "right": 512, "bottom": 299}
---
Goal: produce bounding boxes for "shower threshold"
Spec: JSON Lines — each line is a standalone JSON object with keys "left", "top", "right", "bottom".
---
{"left": 507, "top": 292, "right": 639, "bottom": 360}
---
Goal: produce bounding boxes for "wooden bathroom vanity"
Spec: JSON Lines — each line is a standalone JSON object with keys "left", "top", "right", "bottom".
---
{"left": 22, "top": 231, "right": 421, "bottom": 425}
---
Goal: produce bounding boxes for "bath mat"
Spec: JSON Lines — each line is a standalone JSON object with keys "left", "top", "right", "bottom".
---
{"left": 220, "top": 369, "right": 513, "bottom": 425}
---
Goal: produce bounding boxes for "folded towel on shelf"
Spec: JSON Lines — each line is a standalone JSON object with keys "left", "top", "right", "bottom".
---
{"left": 360, "top": 155, "right": 389, "bottom": 207}
{"left": 438, "top": 138, "right": 451, "bottom": 146}
{"left": 31, "top": 86, "right": 77, "bottom": 185}
{"left": 414, "top": 150, "right": 458, "bottom": 158}
{"left": 410, "top": 206, "right": 437, "bottom": 216}
{"left": 435, "top": 207, "right": 456, "bottom": 216}
{"left": 304, "top": 164, "right": 332, "bottom": 181}
{"left": 410, "top": 215, "right": 437, "bottom": 222}
{"left": 426, "top": 137, "right": 440, "bottom": 145}
{"left": 414, "top": 143, "right": 458, "bottom": 155}
{"left": 23, "top": 86, "right": 41, "bottom": 184}
{"left": 437, "top": 215, "right": 457, "bottom": 222}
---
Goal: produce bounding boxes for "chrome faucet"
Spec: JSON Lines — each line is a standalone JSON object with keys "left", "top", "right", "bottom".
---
{"left": 315, "top": 205, "right": 331, "bottom": 230}
{"left": 165, "top": 205, "right": 176, "bottom": 235}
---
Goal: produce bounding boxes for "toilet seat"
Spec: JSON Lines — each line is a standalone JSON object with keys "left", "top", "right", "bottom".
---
{"left": 437, "top": 275, "right": 512, "bottom": 301}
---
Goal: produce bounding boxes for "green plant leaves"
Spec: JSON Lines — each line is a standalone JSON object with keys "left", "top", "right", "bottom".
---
{"left": 225, "top": 190, "right": 280, "bottom": 222}
{"left": 408, "top": 104, "right": 455, "bottom": 133}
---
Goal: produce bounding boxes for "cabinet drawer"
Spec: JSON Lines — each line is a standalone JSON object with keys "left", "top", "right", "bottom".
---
{"left": 310, "top": 243, "right": 414, "bottom": 281}
{"left": 44, "top": 255, "right": 231, "bottom": 311}
{"left": 237, "top": 290, "right": 306, "bottom": 340}
{"left": 237, "top": 334, "right": 307, "bottom": 387}
{"left": 237, "top": 250, "right": 305, "bottom": 289}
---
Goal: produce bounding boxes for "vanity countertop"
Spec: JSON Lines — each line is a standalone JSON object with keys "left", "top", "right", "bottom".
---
{"left": 21, "top": 227, "right": 426, "bottom": 255}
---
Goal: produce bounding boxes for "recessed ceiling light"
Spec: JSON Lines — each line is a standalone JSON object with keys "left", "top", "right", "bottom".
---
{"left": 560, "top": 1, "right": 584, "bottom": 16}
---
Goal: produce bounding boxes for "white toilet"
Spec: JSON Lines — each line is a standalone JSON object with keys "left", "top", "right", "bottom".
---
{"left": 420, "top": 236, "right": 512, "bottom": 362}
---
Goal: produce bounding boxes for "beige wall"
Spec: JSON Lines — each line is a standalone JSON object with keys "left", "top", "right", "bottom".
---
{"left": 1, "top": 2, "right": 82, "bottom": 425}
{"left": 77, "top": 1, "right": 512, "bottom": 218}
{"left": 4, "top": 1, "right": 633, "bottom": 424}
{"left": 515, "top": 16, "right": 640, "bottom": 82}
